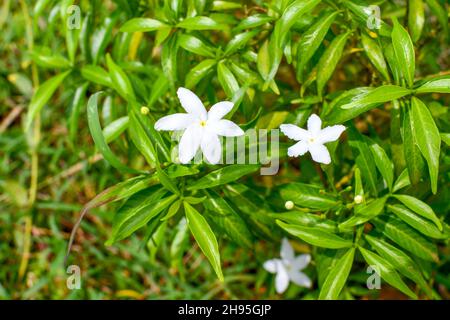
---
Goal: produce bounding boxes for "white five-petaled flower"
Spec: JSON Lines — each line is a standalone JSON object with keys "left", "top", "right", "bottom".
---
{"left": 280, "top": 114, "right": 345, "bottom": 164}
{"left": 154, "top": 87, "right": 244, "bottom": 164}
{"left": 263, "top": 238, "right": 312, "bottom": 294}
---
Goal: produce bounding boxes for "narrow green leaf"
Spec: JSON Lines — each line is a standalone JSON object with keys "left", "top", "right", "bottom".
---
{"left": 103, "top": 116, "right": 129, "bottom": 143}
{"left": 366, "top": 138, "right": 394, "bottom": 191}
{"left": 358, "top": 247, "right": 417, "bottom": 299}
{"left": 185, "top": 59, "right": 216, "bottom": 89}
{"left": 277, "top": 220, "right": 353, "bottom": 249}
{"left": 316, "top": 32, "right": 350, "bottom": 98}
{"left": 217, "top": 61, "right": 239, "bottom": 97}
{"left": 120, "top": 18, "right": 166, "bottom": 32}
{"left": 177, "top": 16, "right": 222, "bottom": 30}
{"left": 391, "top": 194, "right": 442, "bottom": 230}
{"left": 341, "top": 85, "right": 411, "bottom": 109}
{"left": 408, "top": 0, "right": 425, "bottom": 42}
{"left": 319, "top": 248, "right": 355, "bottom": 300}
{"left": 393, "top": 169, "right": 411, "bottom": 193}
{"left": 392, "top": 18, "right": 415, "bottom": 87}
{"left": 25, "top": 70, "right": 71, "bottom": 131}
{"left": 178, "top": 34, "right": 215, "bottom": 57}
{"left": 81, "top": 65, "right": 113, "bottom": 87}
{"left": 361, "top": 32, "right": 390, "bottom": 81}
{"left": 184, "top": 202, "right": 224, "bottom": 281}
{"left": 279, "top": 182, "right": 341, "bottom": 210}
{"left": 411, "top": 97, "right": 440, "bottom": 194}
{"left": 187, "top": 164, "right": 259, "bottom": 190}
{"left": 106, "top": 54, "right": 135, "bottom": 100}
{"left": 416, "top": 77, "right": 450, "bottom": 94}
{"left": 339, "top": 197, "right": 387, "bottom": 230}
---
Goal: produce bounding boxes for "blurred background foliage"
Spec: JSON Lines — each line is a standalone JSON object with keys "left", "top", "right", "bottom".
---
{"left": 0, "top": 0, "right": 449, "bottom": 299}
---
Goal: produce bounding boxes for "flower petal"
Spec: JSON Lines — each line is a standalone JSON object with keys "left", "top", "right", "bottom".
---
{"left": 275, "top": 264, "right": 290, "bottom": 294}
{"left": 201, "top": 131, "right": 222, "bottom": 164}
{"left": 211, "top": 119, "right": 244, "bottom": 137}
{"left": 318, "top": 125, "right": 346, "bottom": 144}
{"left": 307, "top": 114, "right": 322, "bottom": 135}
{"left": 287, "top": 141, "right": 309, "bottom": 157}
{"left": 309, "top": 144, "right": 331, "bottom": 164}
{"left": 288, "top": 270, "right": 312, "bottom": 288}
{"left": 208, "top": 101, "right": 234, "bottom": 121}
{"left": 263, "top": 259, "right": 279, "bottom": 273}
{"left": 293, "top": 254, "right": 311, "bottom": 270}
{"left": 178, "top": 125, "right": 202, "bottom": 164}
{"left": 177, "top": 87, "right": 207, "bottom": 120}
{"left": 154, "top": 113, "right": 194, "bottom": 131}
{"left": 280, "top": 124, "right": 310, "bottom": 141}
{"left": 280, "top": 238, "right": 295, "bottom": 261}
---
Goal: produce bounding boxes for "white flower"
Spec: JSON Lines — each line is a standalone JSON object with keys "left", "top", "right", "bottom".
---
{"left": 263, "top": 238, "right": 312, "bottom": 294}
{"left": 154, "top": 87, "right": 244, "bottom": 164}
{"left": 280, "top": 114, "right": 345, "bottom": 165}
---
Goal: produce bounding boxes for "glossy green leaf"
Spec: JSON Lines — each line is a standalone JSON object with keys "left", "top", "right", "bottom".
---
{"left": 361, "top": 32, "right": 390, "bottom": 80}
{"left": 277, "top": 220, "right": 353, "bottom": 249}
{"left": 187, "top": 164, "right": 259, "bottom": 190}
{"left": 393, "top": 169, "right": 411, "bottom": 193}
{"left": 408, "top": 0, "right": 425, "bottom": 42}
{"left": 339, "top": 197, "right": 387, "bottom": 230}
{"left": 270, "top": 211, "right": 337, "bottom": 232}
{"left": 120, "top": 18, "right": 166, "bottom": 32}
{"left": 341, "top": 85, "right": 411, "bottom": 109}
{"left": 224, "top": 30, "right": 258, "bottom": 56}
{"left": 358, "top": 247, "right": 417, "bottom": 299}
{"left": 319, "top": 248, "right": 355, "bottom": 300}
{"left": 234, "top": 14, "right": 274, "bottom": 32}
{"left": 178, "top": 34, "right": 215, "bottom": 57}
{"left": 416, "top": 77, "right": 450, "bottom": 94}
{"left": 106, "top": 54, "right": 135, "bottom": 100}
{"left": 185, "top": 59, "right": 216, "bottom": 89}
{"left": 103, "top": 116, "right": 129, "bottom": 143}
{"left": 177, "top": 16, "right": 222, "bottom": 30}
{"left": 411, "top": 97, "right": 440, "bottom": 194}
{"left": 217, "top": 61, "right": 239, "bottom": 97}
{"left": 279, "top": 182, "right": 341, "bottom": 210}
{"left": 81, "top": 65, "right": 113, "bottom": 87}
{"left": 391, "top": 194, "right": 442, "bottom": 230}
{"left": 392, "top": 18, "right": 415, "bottom": 87}
{"left": 316, "top": 32, "right": 350, "bottom": 98}
{"left": 25, "top": 70, "right": 71, "bottom": 131}
{"left": 184, "top": 202, "right": 224, "bottom": 281}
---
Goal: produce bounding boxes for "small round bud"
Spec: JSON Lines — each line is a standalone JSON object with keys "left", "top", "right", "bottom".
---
{"left": 354, "top": 195, "right": 363, "bottom": 204}
{"left": 285, "top": 200, "right": 294, "bottom": 210}
{"left": 140, "top": 106, "right": 149, "bottom": 115}
{"left": 369, "top": 31, "right": 378, "bottom": 39}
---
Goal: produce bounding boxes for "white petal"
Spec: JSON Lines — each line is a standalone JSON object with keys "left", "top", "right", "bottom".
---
{"left": 307, "top": 114, "right": 322, "bottom": 135}
{"left": 280, "top": 124, "right": 310, "bottom": 141}
{"left": 275, "top": 264, "right": 290, "bottom": 294}
{"left": 287, "top": 141, "right": 309, "bottom": 157}
{"left": 293, "top": 254, "right": 311, "bottom": 270}
{"left": 177, "top": 87, "right": 207, "bottom": 120}
{"left": 309, "top": 144, "right": 331, "bottom": 164}
{"left": 207, "top": 101, "right": 234, "bottom": 121}
{"left": 211, "top": 119, "right": 244, "bottom": 137}
{"left": 178, "top": 125, "right": 202, "bottom": 164}
{"left": 201, "top": 132, "right": 222, "bottom": 164}
{"left": 318, "top": 125, "right": 346, "bottom": 144}
{"left": 154, "top": 113, "right": 194, "bottom": 131}
{"left": 289, "top": 270, "right": 312, "bottom": 288}
{"left": 280, "top": 238, "right": 295, "bottom": 261}
{"left": 263, "top": 259, "right": 279, "bottom": 273}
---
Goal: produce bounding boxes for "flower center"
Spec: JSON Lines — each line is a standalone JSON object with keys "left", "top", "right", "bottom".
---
{"left": 199, "top": 120, "right": 207, "bottom": 127}
{"left": 309, "top": 137, "right": 315, "bottom": 143}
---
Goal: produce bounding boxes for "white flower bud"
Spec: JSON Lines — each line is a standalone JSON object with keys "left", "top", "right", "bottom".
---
{"left": 140, "top": 106, "right": 149, "bottom": 115}
{"left": 285, "top": 200, "right": 294, "bottom": 210}
{"left": 354, "top": 195, "right": 363, "bottom": 204}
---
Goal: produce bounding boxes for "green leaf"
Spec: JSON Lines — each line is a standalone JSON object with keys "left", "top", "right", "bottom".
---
{"left": 87, "top": 92, "right": 139, "bottom": 174}
{"left": 319, "top": 248, "right": 355, "bottom": 300}
{"left": 348, "top": 126, "right": 378, "bottom": 196}
{"left": 156, "top": 166, "right": 179, "bottom": 195}
{"left": 170, "top": 217, "right": 189, "bottom": 264}
{"left": 81, "top": 65, "right": 113, "bottom": 87}
{"left": 297, "top": 11, "right": 339, "bottom": 82}
{"left": 185, "top": 59, "right": 216, "bottom": 89}
{"left": 69, "top": 83, "right": 88, "bottom": 143}
{"left": 161, "top": 198, "right": 182, "bottom": 221}
{"left": 358, "top": 247, "right": 417, "bottom": 299}
{"left": 103, "top": 116, "right": 129, "bottom": 143}
{"left": 25, "top": 70, "right": 71, "bottom": 131}
{"left": 217, "top": 61, "right": 239, "bottom": 97}
{"left": 391, "top": 194, "right": 442, "bottom": 230}
{"left": 162, "top": 34, "right": 179, "bottom": 85}
{"left": 187, "top": 164, "right": 259, "bottom": 190}
{"left": 373, "top": 216, "right": 439, "bottom": 262}
{"left": 178, "top": 34, "right": 215, "bottom": 57}
{"left": 341, "top": 85, "right": 411, "bottom": 109}
{"left": 393, "top": 169, "right": 411, "bottom": 193}
{"left": 269, "top": 211, "right": 337, "bottom": 232}
{"left": 339, "top": 197, "right": 387, "bottom": 230}
{"left": 366, "top": 139, "right": 394, "bottom": 191}
{"left": 109, "top": 190, "right": 177, "bottom": 243}
{"left": 402, "top": 103, "right": 425, "bottom": 185}
{"left": 203, "top": 190, "right": 253, "bottom": 248}
{"left": 128, "top": 109, "right": 157, "bottom": 167}
{"left": 411, "top": 97, "right": 441, "bottom": 194}
{"left": 184, "top": 202, "right": 224, "bottom": 281}
{"left": 30, "top": 47, "right": 72, "bottom": 69}
{"left": 278, "top": 182, "right": 341, "bottom": 210}
{"left": 177, "top": 16, "right": 222, "bottom": 30}
{"left": 316, "top": 32, "right": 350, "bottom": 98}
{"left": 106, "top": 54, "right": 135, "bottom": 100}
{"left": 391, "top": 18, "right": 415, "bottom": 87}
{"left": 224, "top": 30, "right": 258, "bottom": 56}
{"left": 416, "top": 77, "right": 450, "bottom": 94}
{"left": 387, "top": 204, "right": 445, "bottom": 239}
{"left": 360, "top": 32, "right": 390, "bottom": 81}
{"left": 343, "top": 0, "right": 392, "bottom": 37}
{"left": 365, "top": 234, "right": 432, "bottom": 297}
{"left": 120, "top": 18, "right": 166, "bottom": 32}
{"left": 408, "top": 0, "right": 425, "bottom": 42}
{"left": 277, "top": 220, "right": 353, "bottom": 249}
{"left": 234, "top": 14, "right": 274, "bottom": 32}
